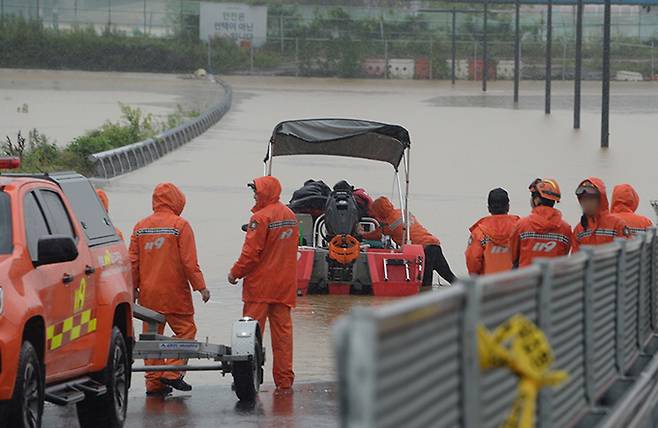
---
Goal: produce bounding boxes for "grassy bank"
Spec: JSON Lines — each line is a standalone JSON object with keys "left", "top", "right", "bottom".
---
{"left": 2, "top": 105, "right": 198, "bottom": 175}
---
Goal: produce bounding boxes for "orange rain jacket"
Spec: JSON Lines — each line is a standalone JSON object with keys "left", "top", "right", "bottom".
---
{"left": 511, "top": 206, "right": 572, "bottom": 267}
{"left": 465, "top": 214, "right": 520, "bottom": 275}
{"left": 129, "top": 183, "right": 207, "bottom": 315}
{"left": 363, "top": 197, "right": 440, "bottom": 247}
{"left": 230, "top": 176, "right": 299, "bottom": 308}
{"left": 96, "top": 189, "right": 124, "bottom": 240}
{"left": 611, "top": 184, "right": 653, "bottom": 235}
{"left": 573, "top": 177, "right": 629, "bottom": 252}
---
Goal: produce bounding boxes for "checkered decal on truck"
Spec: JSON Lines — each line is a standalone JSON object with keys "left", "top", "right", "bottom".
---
{"left": 46, "top": 309, "right": 97, "bottom": 351}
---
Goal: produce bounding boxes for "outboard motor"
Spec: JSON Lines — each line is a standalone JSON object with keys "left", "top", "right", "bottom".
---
{"left": 324, "top": 181, "right": 360, "bottom": 238}
{"left": 324, "top": 181, "right": 361, "bottom": 286}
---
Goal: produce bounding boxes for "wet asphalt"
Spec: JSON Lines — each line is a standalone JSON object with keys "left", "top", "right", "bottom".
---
{"left": 42, "top": 382, "right": 337, "bottom": 428}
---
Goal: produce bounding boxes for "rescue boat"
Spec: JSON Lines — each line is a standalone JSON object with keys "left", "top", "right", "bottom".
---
{"left": 264, "top": 118, "right": 424, "bottom": 297}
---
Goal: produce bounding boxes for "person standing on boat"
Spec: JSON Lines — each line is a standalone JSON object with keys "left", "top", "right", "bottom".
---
{"left": 229, "top": 176, "right": 299, "bottom": 391}
{"left": 362, "top": 196, "right": 457, "bottom": 286}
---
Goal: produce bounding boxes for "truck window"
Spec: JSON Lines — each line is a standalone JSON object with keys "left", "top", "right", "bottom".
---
{"left": 40, "top": 190, "right": 76, "bottom": 240}
{"left": 24, "top": 192, "right": 51, "bottom": 261}
{"left": 0, "top": 192, "right": 11, "bottom": 254}
{"left": 54, "top": 176, "right": 117, "bottom": 245}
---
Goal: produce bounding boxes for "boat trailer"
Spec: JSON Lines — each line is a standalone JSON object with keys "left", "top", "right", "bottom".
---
{"left": 131, "top": 304, "right": 265, "bottom": 401}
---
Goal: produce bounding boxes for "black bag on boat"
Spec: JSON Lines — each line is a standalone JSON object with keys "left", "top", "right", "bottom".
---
{"left": 289, "top": 180, "right": 331, "bottom": 216}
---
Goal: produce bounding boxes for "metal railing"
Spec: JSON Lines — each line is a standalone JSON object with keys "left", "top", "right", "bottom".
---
{"left": 334, "top": 229, "right": 658, "bottom": 428}
{"left": 88, "top": 77, "right": 232, "bottom": 179}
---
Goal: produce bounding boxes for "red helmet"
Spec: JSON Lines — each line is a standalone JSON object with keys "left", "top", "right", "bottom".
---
{"left": 353, "top": 188, "right": 373, "bottom": 213}
{"left": 529, "top": 178, "right": 561, "bottom": 202}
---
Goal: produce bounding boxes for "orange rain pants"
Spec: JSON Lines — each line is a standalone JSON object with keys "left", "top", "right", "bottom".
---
{"left": 243, "top": 302, "right": 295, "bottom": 389}
{"left": 144, "top": 314, "right": 197, "bottom": 393}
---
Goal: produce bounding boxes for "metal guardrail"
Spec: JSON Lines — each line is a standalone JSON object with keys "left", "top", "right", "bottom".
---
{"left": 88, "top": 77, "right": 232, "bottom": 179}
{"left": 335, "top": 229, "right": 658, "bottom": 428}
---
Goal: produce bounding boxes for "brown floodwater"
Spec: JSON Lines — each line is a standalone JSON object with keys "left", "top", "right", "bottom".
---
{"left": 27, "top": 75, "right": 658, "bottom": 389}
{"left": 0, "top": 69, "right": 221, "bottom": 146}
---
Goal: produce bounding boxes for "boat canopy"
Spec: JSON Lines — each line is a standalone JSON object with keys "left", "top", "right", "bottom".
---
{"left": 265, "top": 119, "right": 410, "bottom": 169}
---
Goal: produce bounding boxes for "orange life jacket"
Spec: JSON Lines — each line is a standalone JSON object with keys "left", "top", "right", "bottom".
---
{"left": 573, "top": 177, "right": 629, "bottom": 252}
{"left": 511, "top": 206, "right": 572, "bottom": 267}
{"left": 465, "top": 214, "right": 519, "bottom": 275}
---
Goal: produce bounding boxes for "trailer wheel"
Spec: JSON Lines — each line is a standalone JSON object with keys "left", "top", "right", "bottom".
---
{"left": 232, "top": 329, "right": 263, "bottom": 402}
{"left": 77, "top": 327, "right": 129, "bottom": 428}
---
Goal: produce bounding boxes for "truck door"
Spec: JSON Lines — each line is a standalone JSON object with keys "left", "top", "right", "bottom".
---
{"left": 24, "top": 188, "right": 97, "bottom": 375}
{"left": 39, "top": 188, "right": 99, "bottom": 371}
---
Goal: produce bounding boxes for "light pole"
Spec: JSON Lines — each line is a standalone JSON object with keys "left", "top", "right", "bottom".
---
{"left": 601, "top": 0, "right": 611, "bottom": 147}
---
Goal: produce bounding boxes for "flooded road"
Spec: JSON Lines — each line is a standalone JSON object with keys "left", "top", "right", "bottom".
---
{"left": 7, "top": 73, "right": 655, "bottom": 424}
{"left": 0, "top": 69, "right": 222, "bottom": 146}
{"left": 96, "top": 76, "right": 658, "bottom": 392}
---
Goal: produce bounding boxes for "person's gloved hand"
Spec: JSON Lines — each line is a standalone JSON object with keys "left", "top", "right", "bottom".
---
{"left": 228, "top": 273, "right": 239, "bottom": 285}
{"left": 199, "top": 288, "right": 211, "bottom": 303}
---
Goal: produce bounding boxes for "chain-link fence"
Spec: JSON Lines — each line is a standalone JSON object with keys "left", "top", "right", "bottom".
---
{"left": 2, "top": 0, "right": 657, "bottom": 80}
{"left": 233, "top": 36, "right": 657, "bottom": 81}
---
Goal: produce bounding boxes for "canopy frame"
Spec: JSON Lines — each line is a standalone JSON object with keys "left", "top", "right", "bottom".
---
{"left": 264, "top": 119, "right": 412, "bottom": 245}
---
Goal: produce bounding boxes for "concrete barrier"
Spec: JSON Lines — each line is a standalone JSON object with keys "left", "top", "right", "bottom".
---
{"left": 88, "top": 77, "right": 232, "bottom": 179}
{"left": 335, "top": 229, "right": 658, "bottom": 428}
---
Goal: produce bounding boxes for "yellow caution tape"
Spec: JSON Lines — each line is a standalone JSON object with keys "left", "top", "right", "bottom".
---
{"left": 478, "top": 314, "right": 568, "bottom": 428}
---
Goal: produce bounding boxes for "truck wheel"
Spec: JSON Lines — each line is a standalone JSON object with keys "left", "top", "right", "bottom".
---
{"left": 0, "top": 401, "right": 8, "bottom": 427}
{"left": 77, "top": 327, "right": 129, "bottom": 428}
{"left": 7, "top": 341, "right": 44, "bottom": 428}
{"left": 232, "top": 330, "right": 263, "bottom": 402}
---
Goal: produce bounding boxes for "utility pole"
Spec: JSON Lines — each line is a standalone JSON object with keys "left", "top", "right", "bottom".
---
{"left": 280, "top": 15, "right": 284, "bottom": 53}
{"left": 180, "top": 0, "right": 184, "bottom": 35}
{"left": 601, "top": 0, "right": 611, "bottom": 147}
{"left": 207, "top": 38, "right": 212, "bottom": 73}
{"left": 483, "top": 0, "right": 488, "bottom": 92}
{"left": 545, "top": 0, "right": 553, "bottom": 114}
{"left": 514, "top": 0, "right": 520, "bottom": 103}
{"left": 651, "top": 41, "right": 656, "bottom": 80}
{"left": 574, "top": 0, "right": 583, "bottom": 129}
{"left": 452, "top": 8, "right": 457, "bottom": 85}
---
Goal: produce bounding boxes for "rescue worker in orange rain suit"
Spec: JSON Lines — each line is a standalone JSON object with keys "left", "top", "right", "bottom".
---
{"left": 96, "top": 189, "right": 124, "bottom": 240}
{"left": 465, "top": 188, "right": 520, "bottom": 275}
{"left": 129, "top": 182, "right": 211, "bottom": 396}
{"left": 573, "top": 177, "right": 630, "bottom": 252}
{"left": 610, "top": 184, "right": 653, "bottom": 235}
{"left": 228, "top": 176, "right": 299, "bottom": 390}
{"left": 362, "top": 196, "right": 457, "bottom": 285}
{"left": 510, "top": 178, "right": 572, "bottom": 268}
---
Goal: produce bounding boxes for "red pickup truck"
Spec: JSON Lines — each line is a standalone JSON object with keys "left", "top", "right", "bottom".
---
{"left": 0, "top": 159, "right": 133, "bottom": 428}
